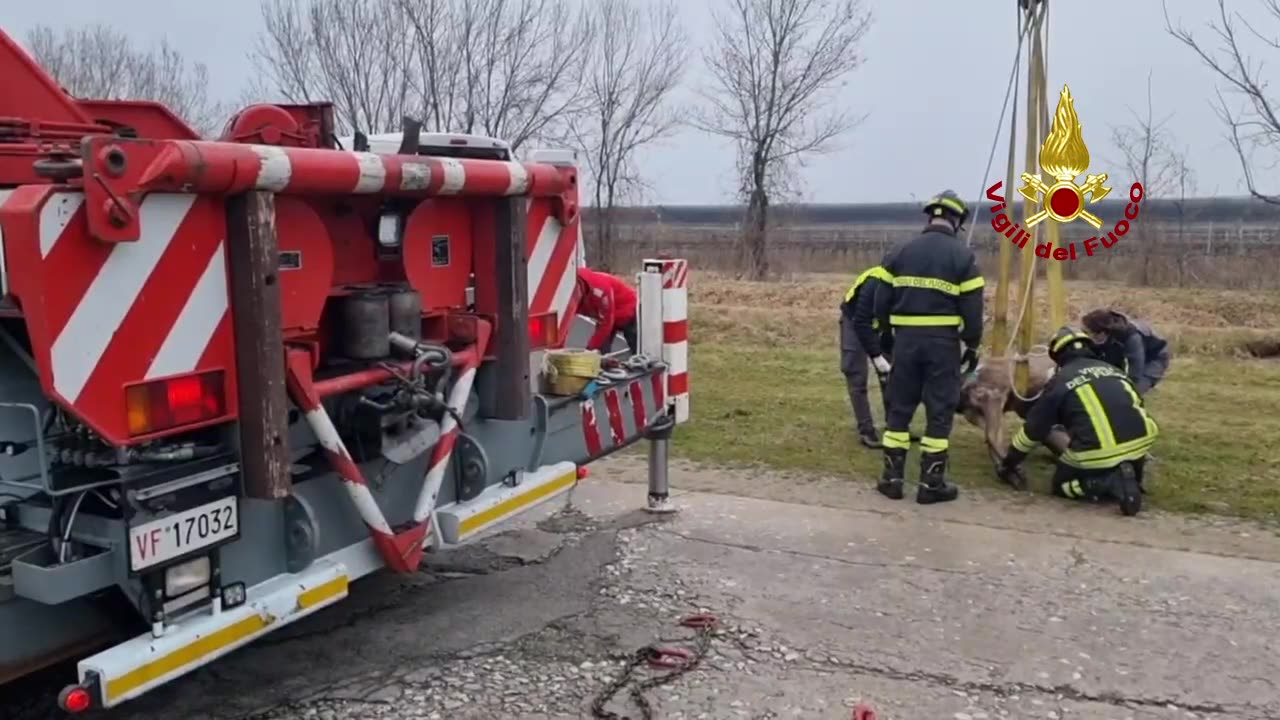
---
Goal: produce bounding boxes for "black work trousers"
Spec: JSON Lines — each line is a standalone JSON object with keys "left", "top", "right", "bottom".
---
{"left": 839, "top": 316, "right": 889, "bottom": 435}
{"left": 619, "top": 319, "right": 639, "bottom": 355}
{"left": 882, "top": 331, "right": 961, "bottom": 454}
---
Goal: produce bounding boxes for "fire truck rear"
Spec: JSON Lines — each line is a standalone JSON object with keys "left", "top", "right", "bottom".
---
{"left": 0, "top": 29, "right": 690, "bottom": 712}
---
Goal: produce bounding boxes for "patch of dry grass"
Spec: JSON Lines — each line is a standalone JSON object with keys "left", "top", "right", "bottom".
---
{"left": 673, "top": 273, "right": 1280, "bottom": 521}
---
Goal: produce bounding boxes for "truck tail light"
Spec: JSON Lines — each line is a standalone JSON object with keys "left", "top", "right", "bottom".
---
{"left": 58, "top": 685, "right": 93, "bottom": 714}
{"left": 529, "top": 311, "right": 557, "bottom": 350}
{"left": 125, "top": 370, "right": 227, "bottom": 436}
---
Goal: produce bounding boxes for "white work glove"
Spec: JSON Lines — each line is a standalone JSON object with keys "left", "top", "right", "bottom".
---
{"left": 870, "top": 353, "right": 890, "bottom": 376}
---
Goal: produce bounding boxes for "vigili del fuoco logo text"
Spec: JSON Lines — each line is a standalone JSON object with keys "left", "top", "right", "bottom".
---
{"left": 985, "top": 84, "right": 1145, "bottom": 261}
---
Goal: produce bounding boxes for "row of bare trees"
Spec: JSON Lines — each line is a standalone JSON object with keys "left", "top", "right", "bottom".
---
{"left": 247, "top": 0, "right": 874, "bottom": 276}
{"left": 23, "top": 24, "right": 227, "bottom": 136}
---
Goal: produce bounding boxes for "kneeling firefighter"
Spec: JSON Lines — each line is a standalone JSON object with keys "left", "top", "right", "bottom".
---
{"left": 996, "top": 327, "right": 1159, "bottom": 516}
{"left": 872, "top": 190, "right": 985, "bottom": 504}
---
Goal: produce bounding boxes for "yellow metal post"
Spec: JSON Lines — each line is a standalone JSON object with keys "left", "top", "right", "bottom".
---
{"left": 1041, "top": 3, "right": 1067, "bottom": 331}
{"left": 1015, "top": 6, "right": 1046, "bottom": 396}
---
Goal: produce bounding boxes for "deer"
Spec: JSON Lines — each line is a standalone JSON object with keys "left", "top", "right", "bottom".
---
{"left": 956, "top": 353, "right": 1068, "bottom": 490}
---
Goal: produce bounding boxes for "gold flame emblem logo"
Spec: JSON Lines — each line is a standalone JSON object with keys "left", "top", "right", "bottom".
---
{"left": 1018, "top": 85, "right": 1111, "bottom": 229}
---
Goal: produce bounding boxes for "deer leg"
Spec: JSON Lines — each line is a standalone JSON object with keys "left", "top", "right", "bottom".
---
{"left": 986, "top": 393, "right": 1029, "bottom": 490}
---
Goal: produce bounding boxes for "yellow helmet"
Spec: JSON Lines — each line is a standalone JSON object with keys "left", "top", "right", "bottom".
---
{"left": 1049, "top": 326, "right": 1096, "bottom": 365}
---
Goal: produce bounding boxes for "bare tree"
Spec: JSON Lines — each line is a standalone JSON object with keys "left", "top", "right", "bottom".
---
{"left": 251, "top": 0, "right": 419, "bottom": 135}
{"left": 1164, "top": 0, "right": 1280, "bottom": 204}
{"left": 1110, "top": 74, "right": 1196, "bottom": 286}
{"left": 24, "top": 24, "right": 226, "bottom": 136}
{"left": 695, "top": 0, "right": 872, "bottom": 279}
{"left": 397, "top": 0, "right": 593, "bottom": 152}
{"left": 573, "top": 0, "right": 687, "bottom": 271}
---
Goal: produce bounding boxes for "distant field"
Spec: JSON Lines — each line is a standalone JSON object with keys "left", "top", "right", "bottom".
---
{"left": 667, "top": 273, "right": 1280, "bottom": 522}
{"left": 606, "top": 216, "right": 1280, "bottom": 289}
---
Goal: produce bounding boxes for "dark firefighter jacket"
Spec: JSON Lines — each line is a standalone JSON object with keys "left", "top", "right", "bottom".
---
{"left": 872, "top": 225, "right": 985, "bottom": 349}
{"left": 1093, "top": 311, "right": 1169, "bottom": 383}
{"left": 1010, "top": 357, "right": 1159, "bottom": 470}
{"left": 843, "top": 266, "right": 894, "bottom": 357}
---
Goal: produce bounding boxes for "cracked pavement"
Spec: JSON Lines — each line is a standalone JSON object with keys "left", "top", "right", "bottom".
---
{"left": 10, "top": 456, "right": 1280, "bottom": 720}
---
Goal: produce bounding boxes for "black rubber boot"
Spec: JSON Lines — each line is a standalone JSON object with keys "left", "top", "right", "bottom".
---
{"left": 859, "top": 429, "right": 884, "bottom": 449}
{"left": 917, "top": 451, "right": 959, "bottom": 505}
{"left": 1113, "top": 462, "right": 1142, "bottom": 517}
{"left": 878, "top": 448, "right": 906, "bottom": 500}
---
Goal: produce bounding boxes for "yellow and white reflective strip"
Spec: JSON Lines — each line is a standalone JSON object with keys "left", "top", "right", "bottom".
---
{"left": 889, "top": 314, "right": 962, "bottom": 327}
{"left": 1075, "top": 385, "right": 1117, "bottom": 449}
{"left": 958, "top": 276, "right": 985, "bottom": 293}
{"left": 1062, "top": 479, "right": 1086, "bottom": 498}
{"left": 85, "top": 559, "right": 357, "bottom": 707}
{"left": 1011, "top": 427, "right": 1035, "bottom": 453}
{"left": 844, "top": 266, "right": 894, "bottom": 303}
{"left": 893, "top": 275, "right": 961, "bottom": 295}
{"left": 1063, "top": 434, "right": 1156, "bottom": 468}
{"left": 882, "top": 430, "right": 912, "bottom": 450}
{"left": 928, "top": 195, "right": 968, "bottom": 216}
{"left": 920, "top": 436, "right": 948, "bottom": 453}
{"left": 1052, "top": 331, "right": 1091, "bottom": 354}
{"left": 1121, "top": 381, "right": 1160, "bottom": 437}
{"left": 436, "top": 461, "right": 579, "bottom": 545}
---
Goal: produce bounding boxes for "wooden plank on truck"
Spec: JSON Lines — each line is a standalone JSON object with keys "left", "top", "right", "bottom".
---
{"left": 226, "top": 191, "right": 291, "bottom": 499}
{"left": 486, "top": 196, "right": 530, "bottom": 420}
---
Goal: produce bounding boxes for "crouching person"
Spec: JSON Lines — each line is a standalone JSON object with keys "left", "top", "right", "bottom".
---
{"left": 842, "top": 265, "right": 895, "bottom": 448}
{"left": 995, "top": 327, "right": 1159, "bottom": 517}
{"left": 1081, "top": 308, "right": 1171, "bottom": 397}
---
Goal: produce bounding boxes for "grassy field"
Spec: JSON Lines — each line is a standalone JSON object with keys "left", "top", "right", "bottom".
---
{"left": 670, "top": 273, "right": 1280, "bottom": 522}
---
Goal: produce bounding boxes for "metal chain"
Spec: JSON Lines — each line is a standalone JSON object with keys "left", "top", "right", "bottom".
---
{"left": 590, "top": 615, "right": 718, "bottom": 720}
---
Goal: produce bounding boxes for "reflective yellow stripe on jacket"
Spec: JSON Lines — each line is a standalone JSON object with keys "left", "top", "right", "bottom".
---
{"left": 891, "top": 275, "right": 985, "bottom": 296}
{"left": 889, "top": 314, "right": 963, "bottom": 327}
{"left": 886, "top": 274, "right": 982, "bottom": 328}
{"left": 844, "top": 266, "right": 894, "bottom": 329}
{"left": 1060, "top": 381, "right": 1159, "bottom": 470}
{"left": 844, "top": 266, "right": 894, "bottom": 303}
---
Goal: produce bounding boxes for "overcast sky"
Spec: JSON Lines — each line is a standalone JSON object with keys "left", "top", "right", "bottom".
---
{"left": 1, "top": 1, "right": 1267, "bottom": 204}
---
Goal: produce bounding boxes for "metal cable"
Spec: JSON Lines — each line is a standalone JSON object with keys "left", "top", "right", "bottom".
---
{"left": 965, "top": 9, "right": 1032, "bottom": 248}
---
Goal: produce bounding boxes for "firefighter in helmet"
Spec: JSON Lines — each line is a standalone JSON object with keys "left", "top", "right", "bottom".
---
{"left": 996, "top": 327, "right": 1158, "bottom": 516}
{"left": 871, "top": 189, "right": 984, "bottom": 504}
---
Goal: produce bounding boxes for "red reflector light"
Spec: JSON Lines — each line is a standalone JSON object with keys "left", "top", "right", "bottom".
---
{"left": 529, "top": 311, "right": 558, "bottom": 349}
{"left": 125, "top": 370, "right": 227, "bottom": 436}
{"left": 58, "top": 685, "right": 92, "bottom": 713}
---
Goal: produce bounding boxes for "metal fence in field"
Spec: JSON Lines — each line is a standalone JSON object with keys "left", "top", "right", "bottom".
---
{"left": 599, "top": 202, "right": 1280, "bottom": 289}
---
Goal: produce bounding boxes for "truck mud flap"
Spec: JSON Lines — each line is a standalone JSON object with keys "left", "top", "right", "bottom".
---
{"left": 76, "top": 539, "right": 382, "bottom": 709}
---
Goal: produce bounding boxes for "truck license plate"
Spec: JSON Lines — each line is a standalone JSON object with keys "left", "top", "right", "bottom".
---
{"left": 129, "top": 496, "right": 238, "bottom": 572}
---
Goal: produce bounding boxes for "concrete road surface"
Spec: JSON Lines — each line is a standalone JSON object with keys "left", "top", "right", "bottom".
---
{"left": 13, "top": 456, "right": 1280, "bottom": 720}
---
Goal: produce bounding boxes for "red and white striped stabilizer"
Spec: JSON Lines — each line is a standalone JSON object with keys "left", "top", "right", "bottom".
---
{"left": 283, "top": 349, "right": 424, "bottom": 574}
{"left": 580, "top": 376, "right": 667, "bottom": 456}
{"left": 282, "top": 319, "right": 490, "bottom": 573}
{"left": 126, "top": 140, "right": 573, "bottom": 199}
{"left": 640, "top": 258, "right": 689, "bottom": 423}
{"left": 413, "top": 327, "right": 491, "bottom": 548}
